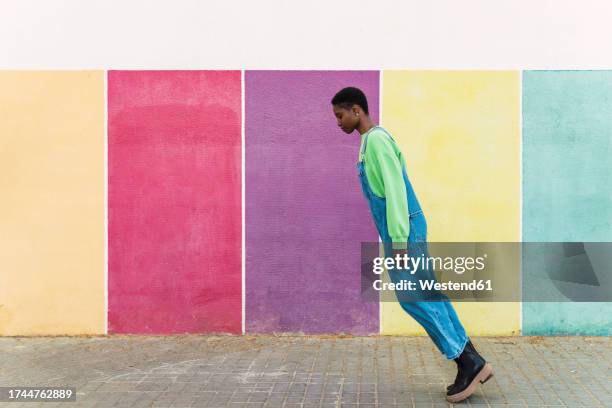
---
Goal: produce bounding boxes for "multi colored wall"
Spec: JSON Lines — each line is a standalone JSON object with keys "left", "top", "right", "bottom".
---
{"left": 0, "top": 70, "right": 610, "bottom": 336}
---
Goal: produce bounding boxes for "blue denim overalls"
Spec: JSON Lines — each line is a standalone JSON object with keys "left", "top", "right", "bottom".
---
{"left": 357, "top": 126, "right": 468, "bottom": 360}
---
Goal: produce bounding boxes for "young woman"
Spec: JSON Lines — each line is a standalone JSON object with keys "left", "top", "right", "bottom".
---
{"left": 331, "top": 86, "right": 494, "bottom": 403}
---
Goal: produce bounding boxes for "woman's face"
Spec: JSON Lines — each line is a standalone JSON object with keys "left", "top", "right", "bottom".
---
{"left": 333, "top": 105, "right": 359, "bottom": 134}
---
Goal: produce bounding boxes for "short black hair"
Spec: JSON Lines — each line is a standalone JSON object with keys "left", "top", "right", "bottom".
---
{"left": 331, "top": 87, "right": 369, "bottom": 115}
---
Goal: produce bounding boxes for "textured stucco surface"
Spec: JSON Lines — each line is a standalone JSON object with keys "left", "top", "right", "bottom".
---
{"left": 245, "top": 71, "right": 380, "bottom": 334}
{"left": 381, "top": 71, "right": 521, "bottom": 336}
{"left": 522, "top": 70, "right": 612, "bottom": 335}
{"left": 0, "top": 71, "right": 105, "bottom": 335}
{"left": 108, "top": 71, "right": 242, "bottom": 334}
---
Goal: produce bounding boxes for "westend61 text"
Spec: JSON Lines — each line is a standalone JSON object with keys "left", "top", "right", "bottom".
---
{"left": 372, "top": 279, "right": 493, "bottom": 292}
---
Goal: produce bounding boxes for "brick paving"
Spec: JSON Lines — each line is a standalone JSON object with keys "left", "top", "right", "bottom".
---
{"left": 0, "top": 335, "right": 609, "bottom": 407}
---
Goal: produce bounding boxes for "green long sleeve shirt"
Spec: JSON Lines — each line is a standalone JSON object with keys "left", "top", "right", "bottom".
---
{"left": 359, "top": 126, "right": 410, "bottom": 250}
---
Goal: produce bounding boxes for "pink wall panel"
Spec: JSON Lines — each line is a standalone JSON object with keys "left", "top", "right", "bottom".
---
{"left": 108, "top": 71, "right": 241, "bottom": 334}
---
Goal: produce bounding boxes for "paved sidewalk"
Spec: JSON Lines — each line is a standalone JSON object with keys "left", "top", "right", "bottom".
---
{"left": 0, "top": 335, "right": 609, "bottom": 407}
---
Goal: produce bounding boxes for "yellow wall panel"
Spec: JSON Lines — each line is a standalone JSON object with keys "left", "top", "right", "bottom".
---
{"left": 0, "top": 71, "right": 105, "bottom": 335}
{"left": 381, "top": 71, "right": 520, "bottom": 336}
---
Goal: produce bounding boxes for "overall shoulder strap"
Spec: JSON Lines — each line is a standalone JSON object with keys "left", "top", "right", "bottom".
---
{"left": 361, "top": 126, "right": 379, "bottom": 161}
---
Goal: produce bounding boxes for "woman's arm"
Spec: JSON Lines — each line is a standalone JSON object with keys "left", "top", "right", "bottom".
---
{"left": 366, "top": 133, "right": 410, "bottom": 250}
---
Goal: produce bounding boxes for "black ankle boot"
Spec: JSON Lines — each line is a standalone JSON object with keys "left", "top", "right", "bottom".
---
{"left": 446, "top": 339, "right": 493, "bottom": 403}
{"left": 446, "top": 339, "right": 477, "bottom": 391}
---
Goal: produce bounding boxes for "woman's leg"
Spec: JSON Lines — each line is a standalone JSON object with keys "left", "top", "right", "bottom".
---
{"left": 388, "top": 266, "right": 469, "bottom": 359}
{"left": 384, "top": 238, "right": 469, "bottom": 360}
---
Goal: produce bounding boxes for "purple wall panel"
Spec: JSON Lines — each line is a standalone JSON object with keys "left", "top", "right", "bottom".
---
{"left": 245, "top": 71, "right": 380, "bottom": 334}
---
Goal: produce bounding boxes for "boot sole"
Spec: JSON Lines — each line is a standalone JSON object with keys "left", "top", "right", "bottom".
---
{"left": 446, "top": 363, "right": 494, "bottom": 403}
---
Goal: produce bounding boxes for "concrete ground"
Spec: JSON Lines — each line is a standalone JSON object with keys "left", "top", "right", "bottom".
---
{"left": 0, "top": 335, "right": 609, "bottom": 407}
